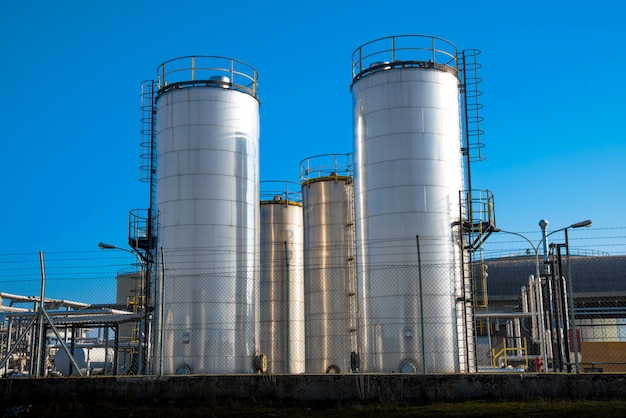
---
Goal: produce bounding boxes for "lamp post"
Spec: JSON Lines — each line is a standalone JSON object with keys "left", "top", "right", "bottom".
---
{"left": 98, "top": 242, "right": 144, "bottom": 268}
{"left": 98, "top": 242, "right": 147, "bottom": 374}
{"left": 564, "top": 220, "right": 592, "bottom": 373}
{"left": 491, "top": 219, "right": 591, "bottom": 373}
{"left": 537, "top": 220, "right": 590, "bottom": 374}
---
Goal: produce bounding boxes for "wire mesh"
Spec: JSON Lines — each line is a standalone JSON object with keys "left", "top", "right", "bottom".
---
{"left": 0, "top": 242, "right": 625, "bottom": 376}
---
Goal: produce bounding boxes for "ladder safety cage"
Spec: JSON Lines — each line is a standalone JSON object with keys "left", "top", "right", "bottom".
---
{"left": 459, "top": 49, "right": 486, "bottom": 163}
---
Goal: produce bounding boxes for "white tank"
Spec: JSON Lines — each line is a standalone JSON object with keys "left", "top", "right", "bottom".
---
{"left": 154, "top": 56, "right": 260, "bottom": 374}
{"left": 351, "top": 36, "right": 465, "bottom": 373}
{"left": 259, "top": 182, "right": 305, "bottom": 374}
{"left": 300, "top": 154, "right": 358, "bottom": 373}
{"left": 54, "top": 347, "right": 114, "bottom": 376}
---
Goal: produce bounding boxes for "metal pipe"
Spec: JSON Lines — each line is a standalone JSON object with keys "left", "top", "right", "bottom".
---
{"left": 545, "top": 251, "right": 558, "bottom": 369}
{"left": 527, "top": 277, "right": 538, "bottom": 343}
{"left": 35, "top": 251, "right": 47, "bottom": 377}
{"left": 555, "top": 244, "right": 571, "bottom": 372}
{"left": 284, "top": 240, "right": 290, "bottom": 373}
{"left": 158, "top": 246, "right": 166, "bottom": 376}
{"left": 539, "top": 219, "right": 550, "bottom": 267}
{"left": 416, "top": 235, "right": 426, "bottom": 374}
{"left": 565, "top": 228, "right": 581, "bottom": 373}
{"left": 533, "top": 275, "right": 545, "bottom": 361}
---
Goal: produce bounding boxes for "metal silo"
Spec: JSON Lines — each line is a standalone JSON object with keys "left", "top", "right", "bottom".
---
{"left": 351, "top": 36, "right": 465, "bottom": 373}
{"left": 259, "top": 181, "right": 305, "bottom": 374}
{"left": 300, "top": 154, "right": 359, "bottom": 373}
{"left": 154, "top": 56, "right": 260, "bottom": 374}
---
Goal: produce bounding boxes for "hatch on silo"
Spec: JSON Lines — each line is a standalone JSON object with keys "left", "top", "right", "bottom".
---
{"left": 209, "top": 75, "right": 230, "bottom": 88}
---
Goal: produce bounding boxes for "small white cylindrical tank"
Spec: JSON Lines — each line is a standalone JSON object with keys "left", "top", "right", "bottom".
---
{"left": 54, "top": 347, "right": 114, "bottom": 376}
{"left": 300, "top": 154, "right": 358, "bottom": 373}
{"left": 154, "top": 56, "right": 260, "bottom": 374}
{"left": 351, "top": 35, "right": 465, "bottom": 373}
{"left": 259, "top": 182, "right": 305, "bottom": 374}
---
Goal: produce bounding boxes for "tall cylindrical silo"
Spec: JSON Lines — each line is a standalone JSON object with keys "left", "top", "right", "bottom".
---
{"left": 300, "top": 154, "right": 359, "bottom": 373}
{"left": 259, "top": 181, "right": 305, "bottom": 374}
{"left": 154, "top": 56, "right": 260, "bottom": 374}
{"left": 351, "top": 36, "right": 465, "bottom": 373}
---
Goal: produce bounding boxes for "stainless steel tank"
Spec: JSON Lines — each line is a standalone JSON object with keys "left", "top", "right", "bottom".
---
{"left": 300, "top": 154, "right": 359, "bottom": 373}
{"left": 259, "top": 182, "right": 305, "bottom": 374}
{"left": 351, "top": 36, "right": 465, "bottom": 373}
{"left": 154, "top": 56, "right": 260, "bottom": 374}
{"left": 55, "top": 347, "right": 114, "bottom": 376}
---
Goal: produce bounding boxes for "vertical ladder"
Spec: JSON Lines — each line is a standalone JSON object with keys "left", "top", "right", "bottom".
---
{"left": 130, "top": 80, "right": 158, "bottom": 253}
{"left": 459, "top": 49, "right": 487, "bottom": 372}
{"left": 140, "top": 80, "right": 157, "bottom": 187}
{"left": 345, "top": 175, "right": 359, "bottom": 370}
{"left": 459, "top": 49, "right": 485, "bottom": 167}
{"left": 459, "top": 48, "right": 492, "bottom": 251}
{"left": 128, "top": 80, "right": 158, "bottom": 374}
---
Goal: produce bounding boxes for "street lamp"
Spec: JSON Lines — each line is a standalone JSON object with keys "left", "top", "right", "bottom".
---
{"left": 98, "top": 242, "right": 147, "bottom": 374}
{"left": 98, "top": 242, "right": 145, "bottom": 268}
{"left": 563, "top": 220, "right": 592, "bottom": 374}
{"left": 491, "top": 219, "right": 591, "bottom": 373}
{"left": 538, "top": 219, "right": 591, "bottom": 374}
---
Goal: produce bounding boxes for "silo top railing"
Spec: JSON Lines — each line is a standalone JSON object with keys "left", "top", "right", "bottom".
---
{"left": 300, "top": 153, "right": 353, "bottom": 185}
{"left": 351, "top": 35, "right": 458, "bottom": 83}
{"left": 156, "top": 56, "right": 259, "bottom": 99}
{"left": 260, "top": 181, "right": 302, "bottom": 205}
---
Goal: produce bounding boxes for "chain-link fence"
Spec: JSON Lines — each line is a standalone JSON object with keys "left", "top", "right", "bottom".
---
{"left": 0, "top": 246, "right": 625, "bottom": 376}
{"left": 483, "top": 253, "right": 626, "bottom": 373}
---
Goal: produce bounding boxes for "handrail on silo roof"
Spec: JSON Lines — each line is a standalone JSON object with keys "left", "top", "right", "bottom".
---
{"left": 299, "top": 153, "right": 353, "bottom": 183}
{"left": 351, "top": 35, "right": 458, "bottom": 83}
{"left": 260, "top": 180, "right": 302, "bottom": 204}
{"left": 156, "top": 56, "right": 259, "bottom": 99}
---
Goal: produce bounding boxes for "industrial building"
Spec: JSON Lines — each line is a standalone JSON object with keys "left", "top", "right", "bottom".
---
{"left": 478, "top": 254, "right": 626, "bottom": 372}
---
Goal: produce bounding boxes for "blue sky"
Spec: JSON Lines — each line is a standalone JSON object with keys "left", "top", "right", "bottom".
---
{"left": 1, "top": 0, "right": 625, "bottom": 303}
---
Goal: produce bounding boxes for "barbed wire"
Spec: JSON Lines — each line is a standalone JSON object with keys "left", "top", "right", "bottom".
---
{"left": 0, "top": 229, "right": 623, "bottom": 303}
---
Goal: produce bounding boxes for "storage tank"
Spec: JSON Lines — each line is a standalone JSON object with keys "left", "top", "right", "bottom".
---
{"left": 54, "top": 347, "right": 114, "bottom": 376}
{"left": 115, "top": 271, "right": 143, "bottom": 308}
{"left": 154, "top": 56, "right": 260, "bottom": 374}
{"left": 259, "top": 181, "right": 305, "bottom": 374}
{"left": 115, "top": 270, "right": 143, "bottom": 369}
{"left": 300, "top": 154, "right": 359, "bottom": 373}
{"left": 351, "top": 35, "right": 466, "bottom": 373}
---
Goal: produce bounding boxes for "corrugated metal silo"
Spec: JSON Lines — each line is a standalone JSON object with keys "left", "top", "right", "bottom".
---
{"left": 259, "top": 181, "right": 305, "bottom": 374}
{"left": 351, "top": 36, "right": 466, "bottom": 373}
{"left": 154, "top": 56, "right": 260, "bottom": 374}
{"left": 300, "top": 154, "right": 359, "bottom": 373}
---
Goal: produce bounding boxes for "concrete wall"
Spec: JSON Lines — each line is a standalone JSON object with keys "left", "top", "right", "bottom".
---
{"left": 3, "top": 374, "right": 626, "bottom": 408}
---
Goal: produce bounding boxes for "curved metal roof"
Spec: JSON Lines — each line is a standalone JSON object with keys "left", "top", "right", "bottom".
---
{"left": 484, "top": 255, "right": 626, "bottom": 299}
